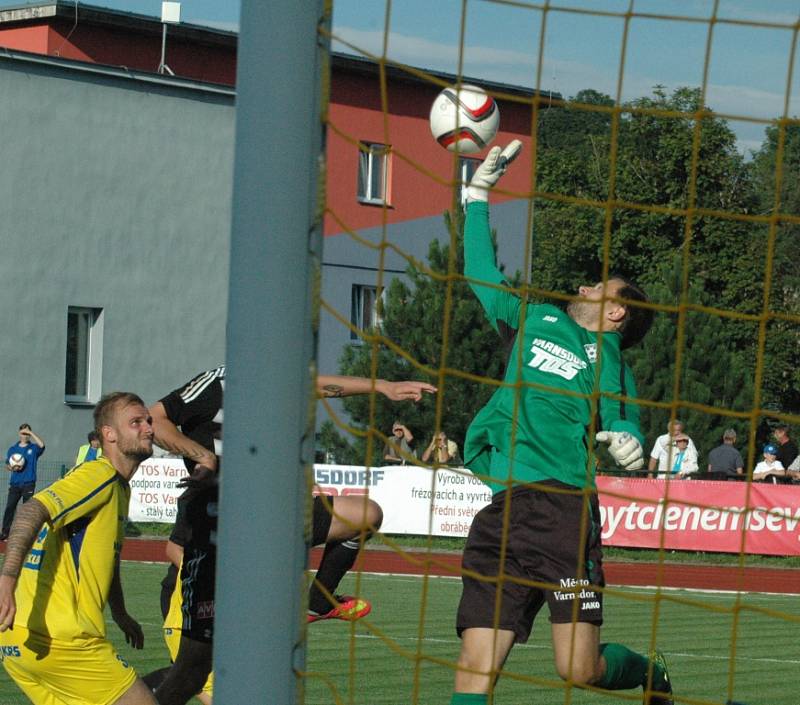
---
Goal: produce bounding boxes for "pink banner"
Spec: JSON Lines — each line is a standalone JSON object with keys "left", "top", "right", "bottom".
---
{"left": 597, "top": 476, "right": 800, "bottom": 556}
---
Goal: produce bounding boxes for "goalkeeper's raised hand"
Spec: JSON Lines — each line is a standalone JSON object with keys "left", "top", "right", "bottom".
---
{"left": 466, "top": 140, "right": 523, "bottom": 202}
{"left": 596, "top": 431, "right": 644, "bottom": 471}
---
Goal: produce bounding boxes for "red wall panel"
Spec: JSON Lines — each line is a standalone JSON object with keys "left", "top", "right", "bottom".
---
{"left": 324, "top": 73, "right": 535, "bottom": 237}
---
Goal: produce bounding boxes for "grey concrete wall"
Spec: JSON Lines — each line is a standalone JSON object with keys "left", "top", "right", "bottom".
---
{"left": 0, "top": 55, "right": 234, "bottom": 463}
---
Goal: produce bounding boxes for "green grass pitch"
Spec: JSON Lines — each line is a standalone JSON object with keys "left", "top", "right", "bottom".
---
{"left": 1, "top": 561, "right": 798, "bottom": 704}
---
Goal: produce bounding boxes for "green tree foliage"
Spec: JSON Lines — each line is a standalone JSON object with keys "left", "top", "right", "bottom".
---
{"left": 627, "top": 258, "right": 755, "bottom": 463}
{"left": 749, "top": 122, "right": 800, "bottom": 413}
{"left": 322, "top": 210, "right": 516, "bottom": 466}
{"left": 533, "top": 86, "right": 760, "bottom": 319}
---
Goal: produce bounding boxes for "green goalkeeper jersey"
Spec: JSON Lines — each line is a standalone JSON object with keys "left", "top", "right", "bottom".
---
{"left": 464, "top": 201, "right": 643, "bottom": 492}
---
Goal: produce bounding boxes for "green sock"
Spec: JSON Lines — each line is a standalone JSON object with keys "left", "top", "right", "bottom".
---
{"left": 450, "top": 694, "right": 488, "bottom": 705}
{"left": 597, "top": 643, "right": 650, "bottom": 690}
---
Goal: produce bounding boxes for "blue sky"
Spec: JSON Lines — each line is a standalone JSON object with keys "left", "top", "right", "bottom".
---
{"left": 30, "top": 0, "right": 800, "bottom": 153}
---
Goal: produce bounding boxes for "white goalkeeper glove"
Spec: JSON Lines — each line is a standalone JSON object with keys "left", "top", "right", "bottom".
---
{"left": 595, "top": 431, "right": 644, "bottom": 471}
{"left": 466, "top": 140, "right": 523, "bottom": 202}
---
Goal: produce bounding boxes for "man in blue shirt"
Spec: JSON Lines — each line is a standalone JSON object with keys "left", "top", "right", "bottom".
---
{"left": 0, "top": 423, "right": 45, "bottom": 541}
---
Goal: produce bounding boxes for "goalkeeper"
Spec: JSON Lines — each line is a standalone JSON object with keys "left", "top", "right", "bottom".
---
{"left": 449, "top": 142, "right": 672, "bottom": 705}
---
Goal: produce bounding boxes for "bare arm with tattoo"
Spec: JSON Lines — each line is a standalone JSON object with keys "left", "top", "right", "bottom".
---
{"left": 149, "top": 401, "right": 218, "bottom": 472}
{"left": 0, "top": 498, "right": 50, "bottom": 631}
{"left": 317, "top": 375, "right": 436, "bottom": 401}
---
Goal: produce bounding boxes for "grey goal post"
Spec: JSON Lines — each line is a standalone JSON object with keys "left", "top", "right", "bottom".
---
{"left": 214, "top": 0, "right": 328, "bottom": 702}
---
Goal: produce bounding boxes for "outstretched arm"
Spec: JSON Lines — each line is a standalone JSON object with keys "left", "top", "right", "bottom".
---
{"left": 317, "top": 376, "right": 436, "bottom": 402}
{"left": 0, "top": 499, "right": 50, "bottom": 631}
{"left": 463, "top": 142, "right": 524, "bottom": 333}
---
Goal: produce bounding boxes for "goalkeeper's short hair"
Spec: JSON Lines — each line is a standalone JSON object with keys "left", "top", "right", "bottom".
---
{"left": 612, "top": 274, "right": 654, "bottom": 349}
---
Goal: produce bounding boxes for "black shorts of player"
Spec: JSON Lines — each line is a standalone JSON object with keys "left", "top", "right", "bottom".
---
{"left": 180, "top": 485, "right": 218, "bottom": 644}
{"left": 311, "top": 494, "right": 335, "bottom": 546}
{"left": 457, "top": 481, "right": 605, "bottom": 644}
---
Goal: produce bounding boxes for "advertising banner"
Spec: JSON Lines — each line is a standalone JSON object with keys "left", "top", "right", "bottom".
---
{"left": 128, "top": 457, "right": 188, "bottom": 523}
{"left": 130, "top": 460, "right": 800, "bottom": 555}
{"left": 313, "top": 464, "right": 491, "bottom": 537}
{"left": 597, "top": 476, "right": 800, "bottom": 556}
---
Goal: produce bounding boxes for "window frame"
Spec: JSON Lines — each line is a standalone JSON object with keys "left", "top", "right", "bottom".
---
{"left": 357, "top": 141, "right": 391, "bottom": 206}
{"left": 350, "top": 284, "right": 385, "bottom": 341}
{"left": 64, "top": 306, "right": 104, "bottom": 405}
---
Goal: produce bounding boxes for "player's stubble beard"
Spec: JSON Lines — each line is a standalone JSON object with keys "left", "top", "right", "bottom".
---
{"left": 118, "top": 435, "right": 154, "bottom": 465}
{"left": 566, "top": 299, "right": 601, "bottom": 330}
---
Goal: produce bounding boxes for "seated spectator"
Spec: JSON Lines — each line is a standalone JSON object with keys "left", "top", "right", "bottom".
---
{"left": 658, "top": 433, "right": 697, "bottom": 479}
{"left": 753, "top": 443, "right": 785, "bottom": 482}
{"left": 422, "top": 431, "right": 460, "bottom": 466}
{"left": 383, "top": 421, "right": 415, "bottom": 464}
{"left": 707, "top": 429, "right": 744, "bottom": 481}
{"left": 648, "top": 419, "right": 698, "bottom": 478}
{"left": 773, "top": 424, "right": 799, "bottom": 472}
{"left": 787, "top": 454, "right": 800, "bottom": 482}
{"left": 73, "top": 430, "right": 102, "bottom": 467}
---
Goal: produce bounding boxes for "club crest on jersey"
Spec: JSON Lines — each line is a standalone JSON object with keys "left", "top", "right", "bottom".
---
{"left": 528, "top": 338, "right": 588, "bottom": 380}
{"left": 583, "top": 343, "right": 598, "bottom": 363}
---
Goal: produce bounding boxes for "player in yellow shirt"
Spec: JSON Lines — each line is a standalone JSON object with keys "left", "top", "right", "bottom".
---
{"left": 0, "top": 391, "right": 158, "bottom": 705}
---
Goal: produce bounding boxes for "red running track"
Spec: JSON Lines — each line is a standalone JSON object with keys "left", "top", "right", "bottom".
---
{"left": 114, "top": 538, "right": 800, "bottom": 594}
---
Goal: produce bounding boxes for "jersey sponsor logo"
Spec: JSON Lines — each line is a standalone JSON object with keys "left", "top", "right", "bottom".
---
{"left": 583, "top": 343, "right": 597, "bottom": 363}
{"left": 553, "top": 577, "right": 599, "bottom": 608}
{"left": 0, "top": 645, "right": 21, "bottom": 659}
{"left": 543, "top": 315, "right": 558, "bottom": 323}
{"left": 527, "top": 338, "right": 588, "bottom": 380}
{"left": 197, "top": 600, "right": 215, "bottom": 619}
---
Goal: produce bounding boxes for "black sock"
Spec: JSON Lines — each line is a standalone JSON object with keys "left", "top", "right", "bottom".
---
{"left": 308, "top": 538, "right": 364, "bottom": 614}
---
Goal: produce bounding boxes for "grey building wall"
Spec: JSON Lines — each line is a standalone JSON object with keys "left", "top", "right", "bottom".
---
{"left": 0, "top": 53, "right": 235, "bottom": 468}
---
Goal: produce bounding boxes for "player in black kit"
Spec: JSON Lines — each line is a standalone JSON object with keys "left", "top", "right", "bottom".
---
{"left": 148, "top": 367, "right": 435, "bottom": 705}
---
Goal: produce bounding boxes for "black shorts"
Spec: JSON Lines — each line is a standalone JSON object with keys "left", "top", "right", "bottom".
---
{"left": 311, "top": 494, "right": 335, "bottom": 546}
{"left": 179, "top": 486, "right": 218, "bottom": 643}
{"left": 457, "top": 482, "right": 604, "bottom": 644}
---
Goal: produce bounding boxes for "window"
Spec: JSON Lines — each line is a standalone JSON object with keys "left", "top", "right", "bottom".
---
{"left": 458, "top": 156, "right": 480, "bottom": 205}
{"left": 357, "top": 142, "right": 390, "bottom": 205}
{"left": 350, "top": 284, "right": 383, "bottom": 340}
{"left": 65, "top": 306, "right": 103, "bottom": 403}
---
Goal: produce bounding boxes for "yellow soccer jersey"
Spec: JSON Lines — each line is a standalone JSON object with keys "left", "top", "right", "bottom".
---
{"left": 12, "top": 456, "right": 130, "bottom": 641}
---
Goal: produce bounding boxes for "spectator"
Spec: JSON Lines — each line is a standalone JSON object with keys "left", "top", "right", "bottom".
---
{"left": 707, "top": 429, "right": 744, "bottom": 481}
{"left": 772, "top": 424, "right": 798, "bottom": 472}
{"left": 74, "top": 430, "right": 103, "bottom": 467}
{"left": 787, "top": 454, "right": 800, "bottom": 482}
{"left": 422, "top": 431, "right": 460, "bottom": 465}
{"left": 383, "top": 421, "right": 415, "bottom": 464}
{"left": 753, "top": 443, "right": 785, "bottom": 482}
{"left": 648, "top": 419, "right": 698, "bottom": 478}
{"left": 1, "top": 424, "right": 45, "bottom": 542}
{"left": 662, "top": 433, "right": 697, "bottom": 479}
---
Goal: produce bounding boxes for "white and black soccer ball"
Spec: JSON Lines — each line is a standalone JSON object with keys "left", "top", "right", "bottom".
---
{"left": 429, "top": 84, "right": 500, "bottom": 154}
{"left": 8, "top": 452, "right": 25, "bottom": 471}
